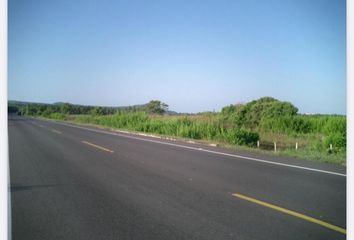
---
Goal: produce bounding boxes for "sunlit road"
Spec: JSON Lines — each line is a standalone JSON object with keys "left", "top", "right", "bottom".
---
{"left": 8, "top": 115, "right": 346, "bottom": 240}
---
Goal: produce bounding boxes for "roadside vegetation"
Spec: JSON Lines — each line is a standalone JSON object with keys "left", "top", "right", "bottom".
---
{"left": 9, "top": 97, "right": 346, "bottom": 165}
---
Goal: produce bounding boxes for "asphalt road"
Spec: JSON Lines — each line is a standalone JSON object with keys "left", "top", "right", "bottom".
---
{"left": 8, "top": 115, "right": 346, "bottom": 240}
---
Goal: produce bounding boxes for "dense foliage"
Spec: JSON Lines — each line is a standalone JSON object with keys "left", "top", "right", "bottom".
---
{"left": 221, "top": 97, "right": 298, "bottom": 128}
{"left": 143, "top": 100, "right": 169, "bottom": 114}
{"left": 9, "top": 97, "right": 346, "bottom": 161}
{"left": 72, "top": 112, "right": 259, "bottom": 146}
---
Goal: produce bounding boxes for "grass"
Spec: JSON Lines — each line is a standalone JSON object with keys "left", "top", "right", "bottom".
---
{"left": 38, "top": 112, "right": 346, "bottom": 166}
{"left": 278, "top": 148, "right": 346, "bottom": 165}
{"left": 18, "top": 97, "right": 346, "bottom": 166}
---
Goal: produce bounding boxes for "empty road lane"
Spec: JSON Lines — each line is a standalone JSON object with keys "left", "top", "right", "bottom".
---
{"left": 8, "top": 115, "right": 346, "bottom": 240}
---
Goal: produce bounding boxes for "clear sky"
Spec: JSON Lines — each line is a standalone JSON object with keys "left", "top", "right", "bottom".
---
{"left": 8, "top": 0, "right": 346, "bottom": 114}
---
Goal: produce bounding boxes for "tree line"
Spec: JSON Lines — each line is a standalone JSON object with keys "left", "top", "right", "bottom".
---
{"left": 8, "top": 100, "right": 169, "bottom": 116}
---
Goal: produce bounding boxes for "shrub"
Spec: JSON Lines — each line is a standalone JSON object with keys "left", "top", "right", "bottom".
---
{"left": 48, "top": 113, "right": 65, "bottom": 120}
{"left": 226, "top": 128, "right": 259, "bottom": 146}
{"left": 324, "top": 133, "right": 346, "bottom": 153}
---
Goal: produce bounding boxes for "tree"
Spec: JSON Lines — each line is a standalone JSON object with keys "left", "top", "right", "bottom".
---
{"left": 60, "top": 103, "right": 72, "bottom": 114}
{"left": 144, "top": 100, "right": 169, "bottom": 114}
{"left": 221, "top": 103, "right": 244, "bottom": 115}
{"left": 8, "top": 105, "right": 19, "bottom": 113}
{"left": 221, "top": 97, "right": 299, "bottom": 129}
{"left": 90, "top": 107, "right": 105, "bottom": 115}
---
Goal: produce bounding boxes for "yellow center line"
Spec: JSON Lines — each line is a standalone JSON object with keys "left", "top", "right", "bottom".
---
{"left": 81, "top": 141, "right": 114, "bottom": 153}
{"left": 50, "top": 129, "right": 62, "bottom": 134}
{"left": 232, "top": 193, "right": 346, "bottom": 235}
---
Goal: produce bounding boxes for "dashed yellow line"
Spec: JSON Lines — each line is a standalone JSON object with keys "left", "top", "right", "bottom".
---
{"left": 232, "top": 193, "right": 346, "bottom": 235}
{"left": 81, "top": 141, "right": 114, "bottom": 153}
{"left": 50, "top": 129, "right": 62, "bottom": 134}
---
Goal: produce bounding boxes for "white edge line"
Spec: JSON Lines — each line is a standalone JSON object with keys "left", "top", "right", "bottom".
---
{"left": 39, "top": 119, "right": 346, "bottom": 177}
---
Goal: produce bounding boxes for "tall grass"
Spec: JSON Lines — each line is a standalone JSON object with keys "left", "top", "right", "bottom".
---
{"left": 259, "top": 115, "right": 346, "bottom": 153}
{"left": 60, "top": 111, "right": 345, "bottom": 163}
{"left": 71, "top": 112, "right": 259, "bottom": 146}
{"left": 15, "top": 96, "right": 346, "bottom": 164}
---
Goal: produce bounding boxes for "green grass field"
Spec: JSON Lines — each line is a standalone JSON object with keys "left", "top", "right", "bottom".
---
{"left": 12, "top": 97, "right": 346, "bottom": 165}
{"left": 60, "top": 112, "right": 345, "bottom": 165}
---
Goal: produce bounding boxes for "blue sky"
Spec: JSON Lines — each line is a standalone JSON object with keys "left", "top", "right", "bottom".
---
{"left": 8, "top": 0, "right": 346, "bottom": 114}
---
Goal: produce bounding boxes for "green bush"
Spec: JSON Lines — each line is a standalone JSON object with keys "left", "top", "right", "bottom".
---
{"left": 324, "top": 133, "right": 346, "bottom": 153}
{"left": 15, "top": 97, "right": 345, "bottom": 160}
{"left": 226, "top": 128, "right": 259, "bottom": 146}
{"left": 48, "top": 113, "right": 65, "bottom": 120}
{"left": 260, "top": 116, "right": 312, "bottom": 134}
{"left": 323, "top": 117, "right": 346, "bottom": 135}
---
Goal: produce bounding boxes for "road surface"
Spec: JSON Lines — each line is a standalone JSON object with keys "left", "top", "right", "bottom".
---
{"left": 8, "top": 115, "right": 346, "bottom": 240}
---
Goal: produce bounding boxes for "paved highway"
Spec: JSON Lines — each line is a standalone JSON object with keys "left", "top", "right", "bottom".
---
{"left": 8, "top": 115, "right": 346, "bottom": 240}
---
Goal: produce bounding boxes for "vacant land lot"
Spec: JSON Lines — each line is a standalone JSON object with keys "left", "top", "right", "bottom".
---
{"left": 9, "top": 97, "right": 346, "bottom": 165}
